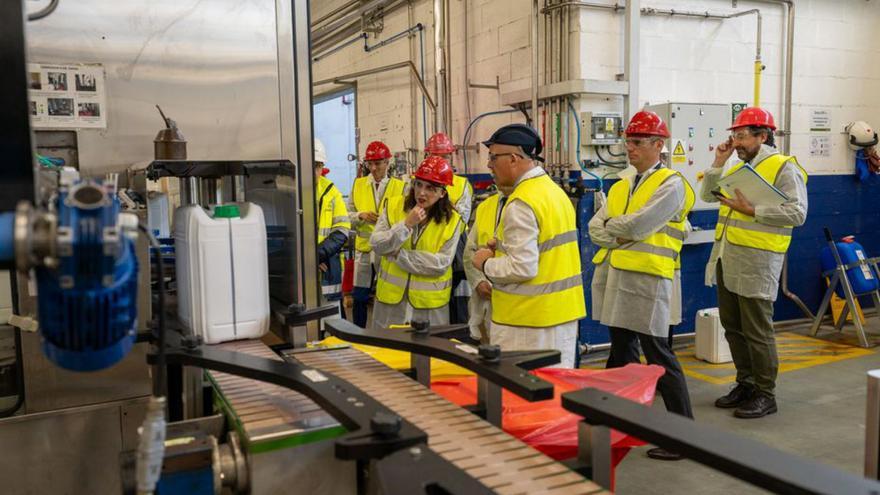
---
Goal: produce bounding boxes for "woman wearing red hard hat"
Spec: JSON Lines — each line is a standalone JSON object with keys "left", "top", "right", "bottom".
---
{"left": 347, "top": 140, "right": 406, "bottom": 328}
{"left": 702, "top": 106, "right": 808, "bottom": 419}
{"left": 370, "top": 156, "right": 464, "bottom": 329}
{"left": 425, "top": 132, "right": 474, "bottom": 327}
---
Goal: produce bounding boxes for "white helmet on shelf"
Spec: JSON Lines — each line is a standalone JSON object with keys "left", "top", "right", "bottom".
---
{"left": 845, "top": 121, "right": 878, "bottom": 150}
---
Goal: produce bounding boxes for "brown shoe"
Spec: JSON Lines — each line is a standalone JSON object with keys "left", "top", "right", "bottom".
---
{"left": 646, "top": 447, "right": 683, "bottom": 461}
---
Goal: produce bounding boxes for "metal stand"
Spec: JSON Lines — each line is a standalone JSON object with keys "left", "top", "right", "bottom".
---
{"left": 867, "top": 370, "right": 880, "bottom": 479}
{"left": 577, "top": 422, "right": 612, "bottom": 490}
{"left": 810, "top": 228, "right": 880, "bottom": 348}
{"left": 562, "top": 387, "right": 880, "bottom": 494}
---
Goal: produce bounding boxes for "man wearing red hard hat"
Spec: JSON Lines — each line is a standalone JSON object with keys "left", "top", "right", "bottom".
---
{"left": 702, "top": 107, "right": 808, "bottom": 419}
{"left": 370, "top": 155, "right": 464, "bottom": 328}
{"left": 347, "top": 140, "right": 406, "bottom": 328}
{"left": 589, "top": 110, "right": 696, "bottom": 461}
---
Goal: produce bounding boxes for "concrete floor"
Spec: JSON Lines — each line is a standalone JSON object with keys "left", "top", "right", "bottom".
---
{"left": 607, "top": 325, "right": 880, "bottom": 494}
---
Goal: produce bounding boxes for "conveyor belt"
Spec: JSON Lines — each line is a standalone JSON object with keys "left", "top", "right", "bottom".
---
{"left": 292, "top": 346, "right": 607, "bottom": 495}
{"left": 208, "top": 340, "right": 344, "bottom": 452}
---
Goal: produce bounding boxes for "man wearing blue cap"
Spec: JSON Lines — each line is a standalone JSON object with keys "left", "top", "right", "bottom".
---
{"left": 471, "top": 124, "right": 586, "bottom": 367}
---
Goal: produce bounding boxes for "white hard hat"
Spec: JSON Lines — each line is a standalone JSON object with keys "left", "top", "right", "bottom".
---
{"left": 845, "top": 121, "right": 878, "bottom": 150}
{"left": 314, "top": 138, "right": 328, "bottom": 164}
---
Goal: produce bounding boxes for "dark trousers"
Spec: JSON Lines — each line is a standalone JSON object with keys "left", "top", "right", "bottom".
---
{"left": 716, "top": 262, "right": 778, "bottom": 396}
{"left": 606, "top": 326, "right": 694, "bottom": 418}
{"left": 352, "top": 264, "right": 375, "bottom": 328}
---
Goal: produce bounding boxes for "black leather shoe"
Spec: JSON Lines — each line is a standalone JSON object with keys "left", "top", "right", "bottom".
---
{"left": 646, "top": 447, "right": 683, "bottom": 461}
{"left": 714, "top": 383, "right": 755, "bottom": 409}
{"left": 734, "top": 393, "right": 777, "bottom": 419}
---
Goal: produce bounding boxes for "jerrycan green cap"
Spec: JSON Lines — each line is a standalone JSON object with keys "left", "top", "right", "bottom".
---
{"left": 213, "top": 204, "right": 240, "bottom": 218}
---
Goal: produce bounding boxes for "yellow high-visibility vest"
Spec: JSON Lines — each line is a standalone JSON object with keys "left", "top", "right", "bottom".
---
{"left": 316, "top": 176, "right": 351, "bottom": 243}
{"left": 592, "top": 168, "right": 695, "bottom": 280}
{"left": 492, "top": 174, "right": 586, "bottom": 327}
{"left": 473, "top": 193, "right": 502, "bottom": 247}
{"left": 375, "top": 196, "right": 462, "bottom": 309}
{"left": 351, "top": 176, "right": 405, "bottom": 252}
{"left": 448, "top": 174, "right": 473, "bottom": 211}
{"left": 715, "top": 153, "right": 808, "bottom": 253}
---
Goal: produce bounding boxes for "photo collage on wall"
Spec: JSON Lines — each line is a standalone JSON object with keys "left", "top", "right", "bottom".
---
{"left": 28, "top": 63, "right": 107, "bottom": 129}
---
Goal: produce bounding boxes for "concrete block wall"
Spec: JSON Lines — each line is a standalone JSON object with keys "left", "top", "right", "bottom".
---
{"left": 312, "top": 0, "right": 880, "bottom": 176}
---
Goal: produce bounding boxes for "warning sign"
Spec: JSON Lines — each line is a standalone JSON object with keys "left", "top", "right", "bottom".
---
{"left": 671, "top": 139, "right": 687, "bottom": 165}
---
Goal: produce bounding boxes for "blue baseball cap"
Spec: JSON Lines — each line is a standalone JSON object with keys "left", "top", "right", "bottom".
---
{"left": 482, "top": 124, "right": 544, "bottom": 162}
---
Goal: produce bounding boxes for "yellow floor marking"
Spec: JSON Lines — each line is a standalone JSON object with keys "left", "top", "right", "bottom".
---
{"left": 680, "top": 332, "right": 875, "bottom": 385}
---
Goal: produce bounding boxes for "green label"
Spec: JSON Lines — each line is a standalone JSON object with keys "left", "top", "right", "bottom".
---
{"left": 731, "top": 103, "right": 748, "bottom": 125}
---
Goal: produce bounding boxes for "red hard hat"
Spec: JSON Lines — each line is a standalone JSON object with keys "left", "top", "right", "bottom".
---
{"left": 625, "top": 111, "right": 670, "bottom": 138}
{"left": 365, "top": 141, "right": 392, "bottom": 161}
{"left": 425, "top": 132, "right": 456, "bottom": 155}
{"left": 728, "top": 107, "right": 776, "bottom": 131}
{"left": 414, "top": 155, "right": 454, "bottom": 186}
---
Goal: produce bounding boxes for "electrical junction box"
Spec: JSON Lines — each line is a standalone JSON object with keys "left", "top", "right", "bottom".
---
{"left": 581, "top": 111, "right": 623, "bottom": 146}
{"left": 645, "top": 102, "right": 730, "bottom": 211}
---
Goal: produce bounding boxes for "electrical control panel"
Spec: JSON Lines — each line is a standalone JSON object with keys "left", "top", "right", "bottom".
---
{"left": 581, "top": 111, "right": 623, "bottom": 146}
{"left": 645, "top": 103, "right": 730, "bottom": 211}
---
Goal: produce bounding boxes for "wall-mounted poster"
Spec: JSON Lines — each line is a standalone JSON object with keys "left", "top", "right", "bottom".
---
{"left": 27, "top": 63, "right": 106, "bottom": 129}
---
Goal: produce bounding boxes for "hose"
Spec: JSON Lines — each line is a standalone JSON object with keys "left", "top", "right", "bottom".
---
{"left": 462, "top": 108, "right": 523, "bottom": 173}
{"left": 567, "top": 101, "right": 602, "bottom": 190}
{"left": 596, "top": 146, "right": 628, "bottom": 167}
{"left": 28, "top": 0, "right": 59, "bottom": 21}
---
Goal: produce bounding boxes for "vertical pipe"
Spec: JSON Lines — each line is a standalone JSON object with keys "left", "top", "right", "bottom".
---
{"left": 782, "top": 2, "right": 794, "bottom": 154}
{"left": 866, "top": 370, "right": 880, "bottom": 479}
{"left": 408, "top": 2, "right": 419, "bottom": 151}
{"left": 624, "top": 0, "right": 640, "bottom": 120}
{"left": 433, "top": 0, "right": 448, "bottom": 133}
{"left": 531, "top": 0, "right": 539, "bottom": 127}
{"left": 419, "top": 28, "right": 428, "bottom": 140}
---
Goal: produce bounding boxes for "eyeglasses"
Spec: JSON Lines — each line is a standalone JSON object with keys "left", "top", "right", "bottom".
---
{"left": 488, "top": 152, "right": 522, "bottom": 163}
{"left": 624, "top": 138, "right": 660, "bottom": 148}
{"left": 412, "top": 179, "right": 444, "bottom": 194}
{"left": 731, "top": 131, "right": 754, "bottom": 141}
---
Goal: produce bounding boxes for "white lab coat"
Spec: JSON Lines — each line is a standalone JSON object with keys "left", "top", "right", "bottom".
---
{"left": 482, "top": 167, "right": 579, "bottom": 368}
{"left": 369, "top": 207, "right": 462, "bottom": 329}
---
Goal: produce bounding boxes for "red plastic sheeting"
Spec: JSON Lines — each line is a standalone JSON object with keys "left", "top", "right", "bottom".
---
{"left": 431, "top": 364, "right": 664, "bottom": 462}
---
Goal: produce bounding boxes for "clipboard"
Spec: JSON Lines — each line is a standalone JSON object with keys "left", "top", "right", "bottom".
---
{"left": 717, "top": 164, "right": 789, "bottom": 207}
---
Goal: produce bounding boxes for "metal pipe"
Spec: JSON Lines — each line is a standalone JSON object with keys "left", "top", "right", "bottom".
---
{"left": 408, "top": 2, "right": 419, "bottom": 154}
{"left": 624, "top": 0, "right": 640, "bottom": 120}
{"left": 312, "top": 33, "right": 367, "bottom": 62}
{"left": 312, "top": 0, "right": 389, "bottom": 44}
{"left": 312, "top": 0, "right": 360, "bottom": 29}
{"left": 364, "top": 23, "right": 422, "bottom": 52}
{"left": 781, "top": 0, "right": 795, "bottom": 154}
{"left": 583, "top": 332, "right": 696, "bottom": 354}
{"left": 434, "top": 0, "right": 449, "bottom": 133}
{"left": 727, "top": 10, "right": 763, "bottom": 106}
{"left": 313, "top": 60, "right": 438, "bottom": 110}
{"left": 781, "top": 254, "right": 814, "bottom": 320}
{"left": 531, "top": 0, "right": 539, "bottom": 126}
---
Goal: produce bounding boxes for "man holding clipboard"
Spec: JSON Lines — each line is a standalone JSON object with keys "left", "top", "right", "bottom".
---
{"left": 702, "top": 107, "right": 808, "bottom": 419}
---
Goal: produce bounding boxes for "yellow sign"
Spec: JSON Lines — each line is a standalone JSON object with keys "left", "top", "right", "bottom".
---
{"left": 671, "top": 140, "right": 687, "bottom": 164}
{"left": 672, "top": 141, "right": 686, "bottom": 156}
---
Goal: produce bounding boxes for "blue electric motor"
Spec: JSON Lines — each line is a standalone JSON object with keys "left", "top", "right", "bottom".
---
{"left": 0, "top": 178, "right": 140, "bottom": 371}
{"left": 820, "top": 236, "right": 879, "bottom": 298}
